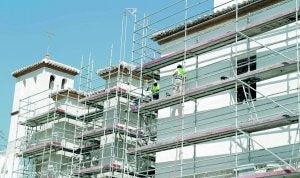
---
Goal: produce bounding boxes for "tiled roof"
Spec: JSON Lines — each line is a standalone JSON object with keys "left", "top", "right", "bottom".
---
{"left": 96, "top": 61, "right": 134, "bottom": 80}
{"left": 97, "top": 61, "right": 160, "bottom": 80}
{"left": 96, "top": 62, "right": 134, "bottom": 76}
{"left": 12, "top": 55, "right": 79, "bottom": 78}
{"left": 151, "top": 0, "right": 262, "bottom": 42}
{"left": 50, "top": 88, "right": 86, "bottom": 101}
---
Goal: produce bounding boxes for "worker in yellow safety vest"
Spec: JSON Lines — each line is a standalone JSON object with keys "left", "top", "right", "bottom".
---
{"left": 151, "top": 81, "right": 159, "bottom": 100}
{"left": 172, "top": 64, "right": 186, "bottom": 94}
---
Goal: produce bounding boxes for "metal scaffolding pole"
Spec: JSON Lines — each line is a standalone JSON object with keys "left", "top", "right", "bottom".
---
{"left": 234, "top": 0, "right": 239, "bottom": 177}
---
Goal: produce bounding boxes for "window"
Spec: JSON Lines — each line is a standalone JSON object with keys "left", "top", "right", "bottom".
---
{"left": 61, "top": 78, "right": 67, "bottom": 89}
{"left": 237, "top": 56, "right": 256, "bottom": 103}
{"left": 23, "top": 80, "right": 26, "bottom": 87}
{"left": 49, "top": 75, "right": 55, "bottom": 89}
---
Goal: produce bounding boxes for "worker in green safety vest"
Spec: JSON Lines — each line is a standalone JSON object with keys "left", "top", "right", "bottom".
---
{"left": 172, "top": 64, "right": 186, "bottom": 94}
{"left": 151, "top": 81, "right": 159, "bottom": 100}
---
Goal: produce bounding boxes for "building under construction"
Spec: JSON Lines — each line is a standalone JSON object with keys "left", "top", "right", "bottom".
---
{"left": 4, "top": 0, "right": 300, "bottom": 177}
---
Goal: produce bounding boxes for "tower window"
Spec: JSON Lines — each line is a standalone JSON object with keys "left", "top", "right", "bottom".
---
{"left": 237, "top": 56, "right": 256, "bottom": 103}
{"left": 49, "top": 75, "right": 55, "bottom": 89}
{"left": 61, "top": 79, "right": 67, "bottom": 89}
{"left": 23, "top": 80, "right": 26, "bottom": 87}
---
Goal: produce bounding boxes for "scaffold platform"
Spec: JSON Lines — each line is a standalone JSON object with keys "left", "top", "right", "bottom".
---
{"left": 16, "top": 142, "right": 64, "bottom": 158}
{"left": 128, "top": 113, "right": 298, "bottom": 155}
{"left": 72, "top": 163, "right": 122, "bottom": 175}
{"left": 78, "top": 109, "right": 103, "bottom": 122}
{"left": 74, "top": 141, "right": 101, "bottom": 154}
{"left": 134, "top": 2, "right": 299, "bottom": 74}
{"left": 131, "top": 61, "right": 299, "bottom": 113}
{"left": 240, "top": 168, "right": 300, "bottom": 178}
{"left": 19, "top": 108, "right": 77, "bottom": 127}
{"left": 76, "top": 123, "right": 144, "bottom": 140}
{"left": 72, "top": 163, "right": 136, "bottom": 176}
{"left": 80, "top": 87, "right": 137, "bottom": 106}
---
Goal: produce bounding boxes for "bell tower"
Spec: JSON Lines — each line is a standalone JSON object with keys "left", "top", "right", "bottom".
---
{"left": 5, "top": 55, "right": 79, "bottom": 177}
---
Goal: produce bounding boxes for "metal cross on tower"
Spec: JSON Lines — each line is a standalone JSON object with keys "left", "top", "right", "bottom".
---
{"left": 45, "top": 31, "right": 55, "bottom": 55}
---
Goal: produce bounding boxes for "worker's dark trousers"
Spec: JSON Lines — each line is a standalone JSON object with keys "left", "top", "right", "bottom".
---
{"left": 153, "top": 93, "right": 159, "bottom": 100}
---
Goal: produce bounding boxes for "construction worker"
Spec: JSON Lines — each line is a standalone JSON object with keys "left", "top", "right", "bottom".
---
{"left": 172, "top": 64, "right": 186, "bottom": 94}
{"left": 151, "top": 81, "right": 159, "bottom": 100}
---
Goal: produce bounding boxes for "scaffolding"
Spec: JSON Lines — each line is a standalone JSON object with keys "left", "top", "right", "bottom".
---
{"left": 72, "top": 42, "right": 156, "bottom": 177}
{"left": 13, "top": 88, "right": 86, "bottom": 177}
{"left": 128, "top": 0, "right": 300, "bottom": 177}
{"left": 9, "top": 0, "right": 300, "bottom": 177}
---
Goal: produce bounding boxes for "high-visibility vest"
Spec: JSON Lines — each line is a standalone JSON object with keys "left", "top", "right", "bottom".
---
{"left": 176, "top": 68, "right": 186, "bottom": 78}
{"left": 151, "top": 85, "right": 159, "bottom": 93}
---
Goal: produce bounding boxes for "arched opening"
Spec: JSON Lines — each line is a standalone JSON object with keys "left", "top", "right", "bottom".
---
{"left": 49, "top": 75, "right": 55, "bottom": 89}
{"left": 61, "top": 78, "right": 67, "bottom": 89}
{"left": 23, "top": 80, "right": 26, "bottom": 87}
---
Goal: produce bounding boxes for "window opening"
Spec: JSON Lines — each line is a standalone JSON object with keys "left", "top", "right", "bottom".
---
{"left": 23, "top": 80, "right": 26, "bottom": 87}
{"left": 237, "top": 56, "right": 256, "bottom": 102}
{"left": 49, "top": 75, "right": 55, "bottom": 89}
{"left": 61, "top": 78, "right": 67, "bottom": 89}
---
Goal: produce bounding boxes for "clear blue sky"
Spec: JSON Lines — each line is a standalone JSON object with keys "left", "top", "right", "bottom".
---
{"left": 0, "top": 0, "right": 213, "bottom": 149}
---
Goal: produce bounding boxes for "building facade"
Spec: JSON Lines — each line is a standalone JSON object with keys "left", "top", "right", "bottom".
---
{"left": 130, "top": 0, "right": 300, "bottom": 177}
{"left": 5, "top": 0, "right": 300, "bottom": 177}
{"left": 6, "top": 55, "right": 80, "bottom": 177}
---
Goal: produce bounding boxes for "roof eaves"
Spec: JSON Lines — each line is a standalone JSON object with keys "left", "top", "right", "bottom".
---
{"left": 12, "top": 57, "right": 80, "bottom": 78}
{"left": 151, "top": 0, "right": 262, "bottom": 42}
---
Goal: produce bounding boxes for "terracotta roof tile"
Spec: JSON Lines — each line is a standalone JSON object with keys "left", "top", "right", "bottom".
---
{"left": 12, "top": 55, "right": 79, "bottom": 78}
{"left": 151, "top": 0, "right": 261, "bottom": 42}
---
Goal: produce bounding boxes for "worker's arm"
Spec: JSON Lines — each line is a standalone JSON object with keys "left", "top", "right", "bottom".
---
{"left": 172, "top": 70, "right": 177, "bottom": 76}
